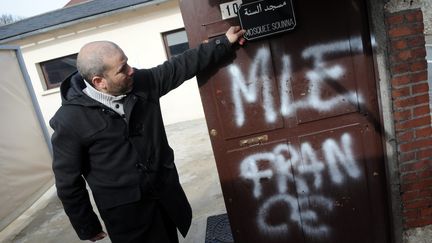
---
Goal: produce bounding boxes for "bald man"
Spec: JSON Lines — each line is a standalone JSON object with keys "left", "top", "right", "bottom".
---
{"left": 50, "top": 26, "right": 245, "bottom": 243}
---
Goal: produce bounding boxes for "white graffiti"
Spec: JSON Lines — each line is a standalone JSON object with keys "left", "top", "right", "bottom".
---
{"left": 239, "top": 133, "right": 361, "bottom": 236}
{"left": 229, "top": 37, "right": 364, "bottom": 127}
{"left": 323, "top": 133, "right": 361, "bottom": 184}
{"left": 240, "top": 133, "right": 360, "bottom": 198}
{"left": 229, "top": 48, "right": 277, "bottom": 126}
{"left": 257, "top": 194, "right": 333, "bottom": 236}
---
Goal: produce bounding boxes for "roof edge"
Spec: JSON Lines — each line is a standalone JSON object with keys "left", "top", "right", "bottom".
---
{"left": 0, "top": 0, "right": 169, "bottom": 44}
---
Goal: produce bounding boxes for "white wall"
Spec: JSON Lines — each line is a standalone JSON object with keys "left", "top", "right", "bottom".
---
{"left": 15, "top": 0, "right": 204, "bottom": 131}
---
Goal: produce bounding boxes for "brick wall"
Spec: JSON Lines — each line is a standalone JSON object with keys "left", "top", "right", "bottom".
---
{"left": 385, "top": 8, "right": 432, "bottom": 229}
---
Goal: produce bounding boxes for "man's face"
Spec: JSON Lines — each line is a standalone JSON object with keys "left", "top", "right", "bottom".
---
{"left": 101, "top": 49, "right": 134, "bottom": 96}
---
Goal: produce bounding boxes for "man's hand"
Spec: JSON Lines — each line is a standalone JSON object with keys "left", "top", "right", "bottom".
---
{"left": 89, "top": 231, "right": 107, "bottom": 242}
{"left": 225, "top": 26, "right": 246, "bottom": 46}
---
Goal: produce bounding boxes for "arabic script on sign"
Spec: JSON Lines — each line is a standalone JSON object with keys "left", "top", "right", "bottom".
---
{"left": 244, "top": 1, "right": 288, "bottom": 16}
{"left": 239, "top": 0, "right": 296, "bottom": 40}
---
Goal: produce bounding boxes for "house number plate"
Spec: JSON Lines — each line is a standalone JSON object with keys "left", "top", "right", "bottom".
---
{"left": 220, "top": 0, "right": 243, "bottom": 20}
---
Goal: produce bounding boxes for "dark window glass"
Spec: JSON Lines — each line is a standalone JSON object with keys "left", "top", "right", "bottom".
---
{"left": 162, "top": 28, "right": 189, "bottom": 58}
{"left": 40, "top": 54, "right": 77, "bottom": 89}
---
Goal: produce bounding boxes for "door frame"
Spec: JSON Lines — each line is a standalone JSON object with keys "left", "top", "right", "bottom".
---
{"left": 364, "top": 0, "right": 403, "bottom": 242}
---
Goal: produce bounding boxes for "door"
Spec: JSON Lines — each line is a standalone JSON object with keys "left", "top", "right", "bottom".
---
{"left": 180, "top": 0, "right": 390, "bottom": 242}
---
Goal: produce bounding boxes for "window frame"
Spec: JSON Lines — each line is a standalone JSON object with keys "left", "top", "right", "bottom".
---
{"left": 39, "top": 53, "right": 78, "bottom": 90}
{"left": 162, "top": 28, "right": 190, "bottom": 59}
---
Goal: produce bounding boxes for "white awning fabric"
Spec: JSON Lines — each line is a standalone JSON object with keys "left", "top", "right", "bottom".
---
{"left": 0, "top": 48, "right": 53, "bottom": 231}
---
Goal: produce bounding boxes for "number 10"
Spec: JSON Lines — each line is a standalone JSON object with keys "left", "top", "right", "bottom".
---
{"left": 226, "top": 2, "right": 240, "bottom": 16}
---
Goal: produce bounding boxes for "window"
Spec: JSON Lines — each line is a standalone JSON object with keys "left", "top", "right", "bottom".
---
{"left": 40, "top": 53, "right": 77, "bottom": 90}
{"left": 162, "top": 28, "right": 190, "bottom": 58}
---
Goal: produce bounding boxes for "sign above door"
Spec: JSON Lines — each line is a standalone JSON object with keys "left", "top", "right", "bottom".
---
{"left": 238, "top": 0, "right": 296, "bottom": 40}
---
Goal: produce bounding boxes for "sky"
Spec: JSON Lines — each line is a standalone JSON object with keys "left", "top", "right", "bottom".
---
{"left": 0, "top": 0, "right": 70, "bottom": 18}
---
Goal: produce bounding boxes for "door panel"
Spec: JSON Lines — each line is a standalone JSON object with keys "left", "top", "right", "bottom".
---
{"left": 295, "top": 125, "right": 373, "bottom": 243}
{"left": 180, "top": 0, "right": 390, "bottom": 242}
{"left": 213, "top": 42, "right": 284, "bottom": 138}
{"left": 225, "top": 139, "right": 305, "bottom": 243}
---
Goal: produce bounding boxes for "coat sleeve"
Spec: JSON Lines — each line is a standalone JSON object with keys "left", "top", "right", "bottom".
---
{"left": 146, "top": 35, "right": 233, "bottom": 97}
{"left": 50, "top": 118, "right": 102, "bottom": 240}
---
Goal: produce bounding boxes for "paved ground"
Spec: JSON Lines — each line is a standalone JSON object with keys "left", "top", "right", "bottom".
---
{"left": 2, "top": 119, "right": 227, "bottom": 243}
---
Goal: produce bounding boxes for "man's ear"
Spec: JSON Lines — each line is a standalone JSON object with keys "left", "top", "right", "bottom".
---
{"left": 92, "top": 76, "right": 105, "bottom": 91}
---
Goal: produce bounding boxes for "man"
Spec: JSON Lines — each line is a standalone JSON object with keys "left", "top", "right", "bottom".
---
{"left": 50, "top": 26, "right": 245, "bottom": 242}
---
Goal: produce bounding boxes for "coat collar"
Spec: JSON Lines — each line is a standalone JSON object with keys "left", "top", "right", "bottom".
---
{"left": 60, "top": 71, "right": 101, "bottom": 107}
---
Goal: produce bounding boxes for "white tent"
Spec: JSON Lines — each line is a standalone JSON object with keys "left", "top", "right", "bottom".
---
{"left": 0, "top": 46, "right": 53, "bottom": 231}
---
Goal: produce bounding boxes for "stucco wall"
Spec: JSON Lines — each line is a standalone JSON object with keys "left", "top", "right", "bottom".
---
{"left": 11, "top": 0, "right": 204, "bottom": 131}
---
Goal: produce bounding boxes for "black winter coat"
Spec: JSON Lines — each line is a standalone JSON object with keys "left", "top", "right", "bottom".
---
{"left": 50, "top": 36, "right": 232, "bottom": 240}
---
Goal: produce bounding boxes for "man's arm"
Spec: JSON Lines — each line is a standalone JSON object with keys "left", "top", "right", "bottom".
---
{"left": 136, "top": 26, "right": 245, "bottom": 97}
{"left": 50, "top": 118, "right": 105, "bottom": 241}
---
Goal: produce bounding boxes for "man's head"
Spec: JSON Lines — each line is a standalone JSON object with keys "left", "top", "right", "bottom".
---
{"left": 77, "top": 41, "right": 134, "bottom": 96}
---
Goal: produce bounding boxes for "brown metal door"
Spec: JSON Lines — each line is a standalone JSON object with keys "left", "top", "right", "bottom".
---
{"left": 180, "top": 1, "right": 390, "bottom": 242}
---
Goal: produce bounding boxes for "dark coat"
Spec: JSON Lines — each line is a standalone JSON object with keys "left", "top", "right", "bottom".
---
{"left": 50, "top": 36, "right": 232, "bottom": 240}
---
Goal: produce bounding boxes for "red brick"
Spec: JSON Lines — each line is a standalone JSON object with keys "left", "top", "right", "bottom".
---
{"left": 392, "top": 63, "right": 410, "bottom": 74}
{"left": 412, "top": 83, "right": 429, "bottom": 94}
{"left": 391, "top": 39, "right": 408, "bottom": 50}
{"left": 402, "top": 190, "right": 420, "bottom": 201}
{"left": 390, "top": 46, "right": 426, "bottom": 63}
{"left": 403, "top": 197, "right": 432, "bottom": 209}
{"left": 415, "top": 127, "right": 432, "bottom": 138}
{"left": 407, "top": 35, "right": 426, "bottom": 47}
{"left": 389, "top": 23, "right": 424, "bottom": 37}
{"left": 410, "top": 61, "right": 427, "bottom": 72}
{"left": 419, "top": 188, "right": 432, "bottom": 198}
{"left": 403, "top": 208, "right": 419, "bottom": 218}
{"left": 419, "top": 170, "right": 432, "bottom": 180}
{"left": 388, "top": 26, "right": 417, "bottom": 38}
{"left": 396, "top": 50, "right": 412, "bottom": 61}
{"left": 400, "top": 151, "right": 416, "bottom": 163}
{"left": 413, "top": 105, "right": 431, "bottom": 117}
{"left": 400, "top": 138, "right": 432, "bottom": 152}
{"left": 394, "top": 110, "right": 412, "bottom": 121}
{"left": 405, "top": 10, "right": 423, "bottom": 23}
{"left": 395, "top": 116, "right": 431, "bottom": 131}
{"left": 391, "top": 48, "right": 426, "bottom": 64}
{"left": 394, "top": 94, "right": 430, "bottom": 109}
{"left": 401, "top": 169, "right": 432, "bottom": 183}
{"left": 413, "top": 22, "right": 425, "bottom": 34}
{"left": 397, "top": 130, "right": 414, "bottom": 142}
{"left": 411, "top": 71, "right": 428, "bottom": 83}
{"left": 420, "top": 207, "right": 432, "bottom": 217}
{"left": 400, "top": 160, "right": 429, "bottom": 172}
{"left": 411, "top": 48, "right": 427, "bottom": 60}
{"left": 391, "top": 75, "right": 411, "bottom": 86}
{"left": 420, "top": 178, "right": 432, "bottom": 188}
{"left": 387, "top": 14, "right": 405, "bottom": 25}
{"left": 402, "top": 172, "right": 418, "bottom": 183}
{"left": 392, "top": 87, "right": 411, "bottom": 99}
{"left": 417, "top": 149, "right": 432, "bottom": 160}
{"left": 405, "top": 217, "right": 432, "bottom": 228}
